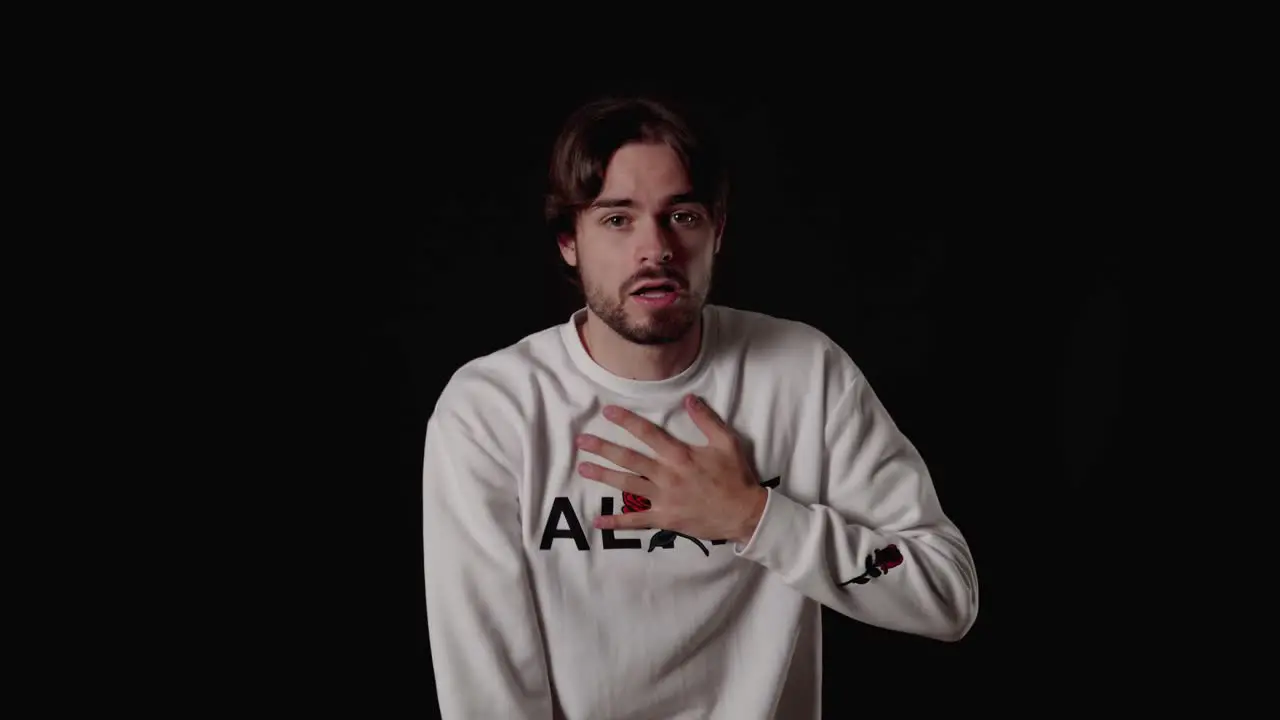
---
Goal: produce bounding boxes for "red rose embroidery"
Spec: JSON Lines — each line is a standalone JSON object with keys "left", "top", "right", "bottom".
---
{"left": 874, "top": 545, "right": 904, "bottom": 573}
{"left": 622, "top": 492, "right": 651, "bottom": 513}
{"left": 837, "top": 544, "right": 905, "bottom": 587}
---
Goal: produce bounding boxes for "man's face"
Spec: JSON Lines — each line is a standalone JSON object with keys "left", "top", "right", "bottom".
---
{"left": 560, "top": 142, "right": 722, "bottom": 345}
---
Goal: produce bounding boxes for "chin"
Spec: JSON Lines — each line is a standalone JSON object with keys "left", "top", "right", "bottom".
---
{"left": 586, "top": 286, "right": 703, "bottom": 345}
{"left": 621, "top": 306, "right": 699, "bottom": 345}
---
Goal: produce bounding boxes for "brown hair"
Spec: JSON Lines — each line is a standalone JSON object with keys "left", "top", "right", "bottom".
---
{"left": 544, "top": 95, "right": 729, "bottom": 239}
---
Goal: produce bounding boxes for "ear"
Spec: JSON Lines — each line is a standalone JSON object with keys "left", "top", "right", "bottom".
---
{"left": 558, "top": 233, "right": 578, "bottom": 267}
{"left": 713, "top": 213, "right": 727, "bottom": 255}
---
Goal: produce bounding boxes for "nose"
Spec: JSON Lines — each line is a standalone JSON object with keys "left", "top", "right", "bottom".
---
{"left": 635, "top": 218, "right": 675, "bottom": 265}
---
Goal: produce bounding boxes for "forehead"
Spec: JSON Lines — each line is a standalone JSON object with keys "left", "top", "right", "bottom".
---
{"left": 598, "top": 142, "right": 692, "bottom": 200}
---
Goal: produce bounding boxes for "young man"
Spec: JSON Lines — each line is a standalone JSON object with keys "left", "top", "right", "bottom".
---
{"left": 422, "top": 96, "right": 978, "bottom": 719}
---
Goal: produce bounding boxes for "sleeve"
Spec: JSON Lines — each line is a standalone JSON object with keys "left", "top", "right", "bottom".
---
{"left": 422, "top": 385, "right": 555, "bottom": 718}
{"left": 733, "top": 372, "right": 979, "bottom": 642}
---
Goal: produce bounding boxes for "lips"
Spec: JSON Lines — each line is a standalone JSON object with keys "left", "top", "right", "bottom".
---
{"left": 629, "top": 279, "right": 683, "bottom": 309}
{"left": 629, "top": 280, "right": 681, "bottom": 296}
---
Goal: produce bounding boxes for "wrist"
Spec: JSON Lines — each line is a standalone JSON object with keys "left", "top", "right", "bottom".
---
{"left": 734, "top": 486, "right": 768, "bottom": 545}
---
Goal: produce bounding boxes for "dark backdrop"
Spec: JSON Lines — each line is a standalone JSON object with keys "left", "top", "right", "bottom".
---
{"left": 270, "top": 74, "right": 1131, "bottom": 716}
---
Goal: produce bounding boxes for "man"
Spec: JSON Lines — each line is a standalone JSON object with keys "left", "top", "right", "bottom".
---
{"left": 422, "top": 95, "right": 978, "bottom": 719}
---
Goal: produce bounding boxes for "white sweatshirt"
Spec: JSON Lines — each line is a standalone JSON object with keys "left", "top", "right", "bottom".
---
{"left": 422, "top": 304, "right": 978, "bottom": 719}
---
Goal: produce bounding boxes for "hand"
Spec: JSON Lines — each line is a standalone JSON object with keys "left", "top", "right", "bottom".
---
{"left": 576, "top": 394, "right": 768, "bottom": 545}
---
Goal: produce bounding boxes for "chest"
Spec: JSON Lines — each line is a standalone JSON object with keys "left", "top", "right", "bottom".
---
{"left": 519, "top": 389, "right": 818, "bottom": 569}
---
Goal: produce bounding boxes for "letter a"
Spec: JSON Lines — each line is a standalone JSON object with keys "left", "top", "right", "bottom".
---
{"left": 539, "top": 497, "right": 589, "bottom": 550}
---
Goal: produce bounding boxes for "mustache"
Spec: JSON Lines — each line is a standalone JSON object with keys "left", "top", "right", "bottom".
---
{"left": 626, "top": 269, "right": 687, "bottom": 288}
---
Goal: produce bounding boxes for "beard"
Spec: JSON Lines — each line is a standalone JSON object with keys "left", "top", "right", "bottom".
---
{"left": 580, "top": 268, "right": 710, "bottom": 346}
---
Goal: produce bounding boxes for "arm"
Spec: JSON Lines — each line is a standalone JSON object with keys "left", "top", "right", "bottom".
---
{"left": 422, "top": 385, "right": 554, "bottom": 718}
{"left": 734, "top": 372, "right": 979, "bottom": 641}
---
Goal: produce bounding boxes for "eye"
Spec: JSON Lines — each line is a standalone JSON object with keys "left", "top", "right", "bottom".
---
{"left": 671, "top": 210, "right": 701, "bottom": 226}
{"left": 602, "top": 214, "right": 631, "bottom": 229}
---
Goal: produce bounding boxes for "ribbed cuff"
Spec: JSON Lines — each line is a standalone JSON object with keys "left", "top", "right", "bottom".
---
{"left": 733, "top": 488, "right": 813, "bottom": 572}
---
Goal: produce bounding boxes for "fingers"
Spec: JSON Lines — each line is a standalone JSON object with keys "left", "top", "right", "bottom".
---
{"left": 575, "top": 434, "right": 660, "bottom": 477}
{"left": 683, "top": 394, "right": 734, "bottom": 449}
{"left": 601, "top": 405, "right": 689, "bottom": 460}
{"left": 577, "top": 462, "right": 656, "bottom": 497}
{"left": 594, "top": 511, "right": 655, "bottom": 531}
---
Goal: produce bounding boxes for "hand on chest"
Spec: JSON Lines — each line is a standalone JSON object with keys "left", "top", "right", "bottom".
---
{"left": 535, "top": 395, "right": 784, "bottom": 558}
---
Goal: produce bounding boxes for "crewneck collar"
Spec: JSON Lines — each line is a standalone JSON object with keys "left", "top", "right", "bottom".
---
{"left": 560, "top": 305, "right": 717, "bottom": 398}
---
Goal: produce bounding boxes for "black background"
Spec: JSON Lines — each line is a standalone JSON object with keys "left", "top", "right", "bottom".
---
{"left": 256, "top": 66, "right": 1133, "bottom": 716}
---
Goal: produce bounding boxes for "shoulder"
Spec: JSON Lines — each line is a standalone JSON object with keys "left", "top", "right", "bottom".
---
{"left": 432, "top": 322, "right": 562, "bottom": 430}
{"left": 709, "top": 305, "right": 862, "bottom": 388}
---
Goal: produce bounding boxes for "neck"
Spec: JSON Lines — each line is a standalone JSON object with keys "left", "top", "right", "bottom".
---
{"left": 579, "top": 311, "right": 703, "bottom": 382}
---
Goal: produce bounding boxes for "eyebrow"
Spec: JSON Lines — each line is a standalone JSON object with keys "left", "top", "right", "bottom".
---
{"left": 588, "top": 192, "right": 703, "bottom": 211}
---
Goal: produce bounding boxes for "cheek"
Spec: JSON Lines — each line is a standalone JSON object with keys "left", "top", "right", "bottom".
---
{"left": 577, "top": 249, "right": 625, "bottom": 289}
{"left": 683, "top": 234, "right": 717, "bottom": 267}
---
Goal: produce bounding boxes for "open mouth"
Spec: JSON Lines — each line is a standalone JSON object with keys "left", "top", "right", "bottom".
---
{"left": 629, "top": 280, "right": 682, "bottom": 308}
{"left": 630, "top": 281, "right": 680, "bottom": 298}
